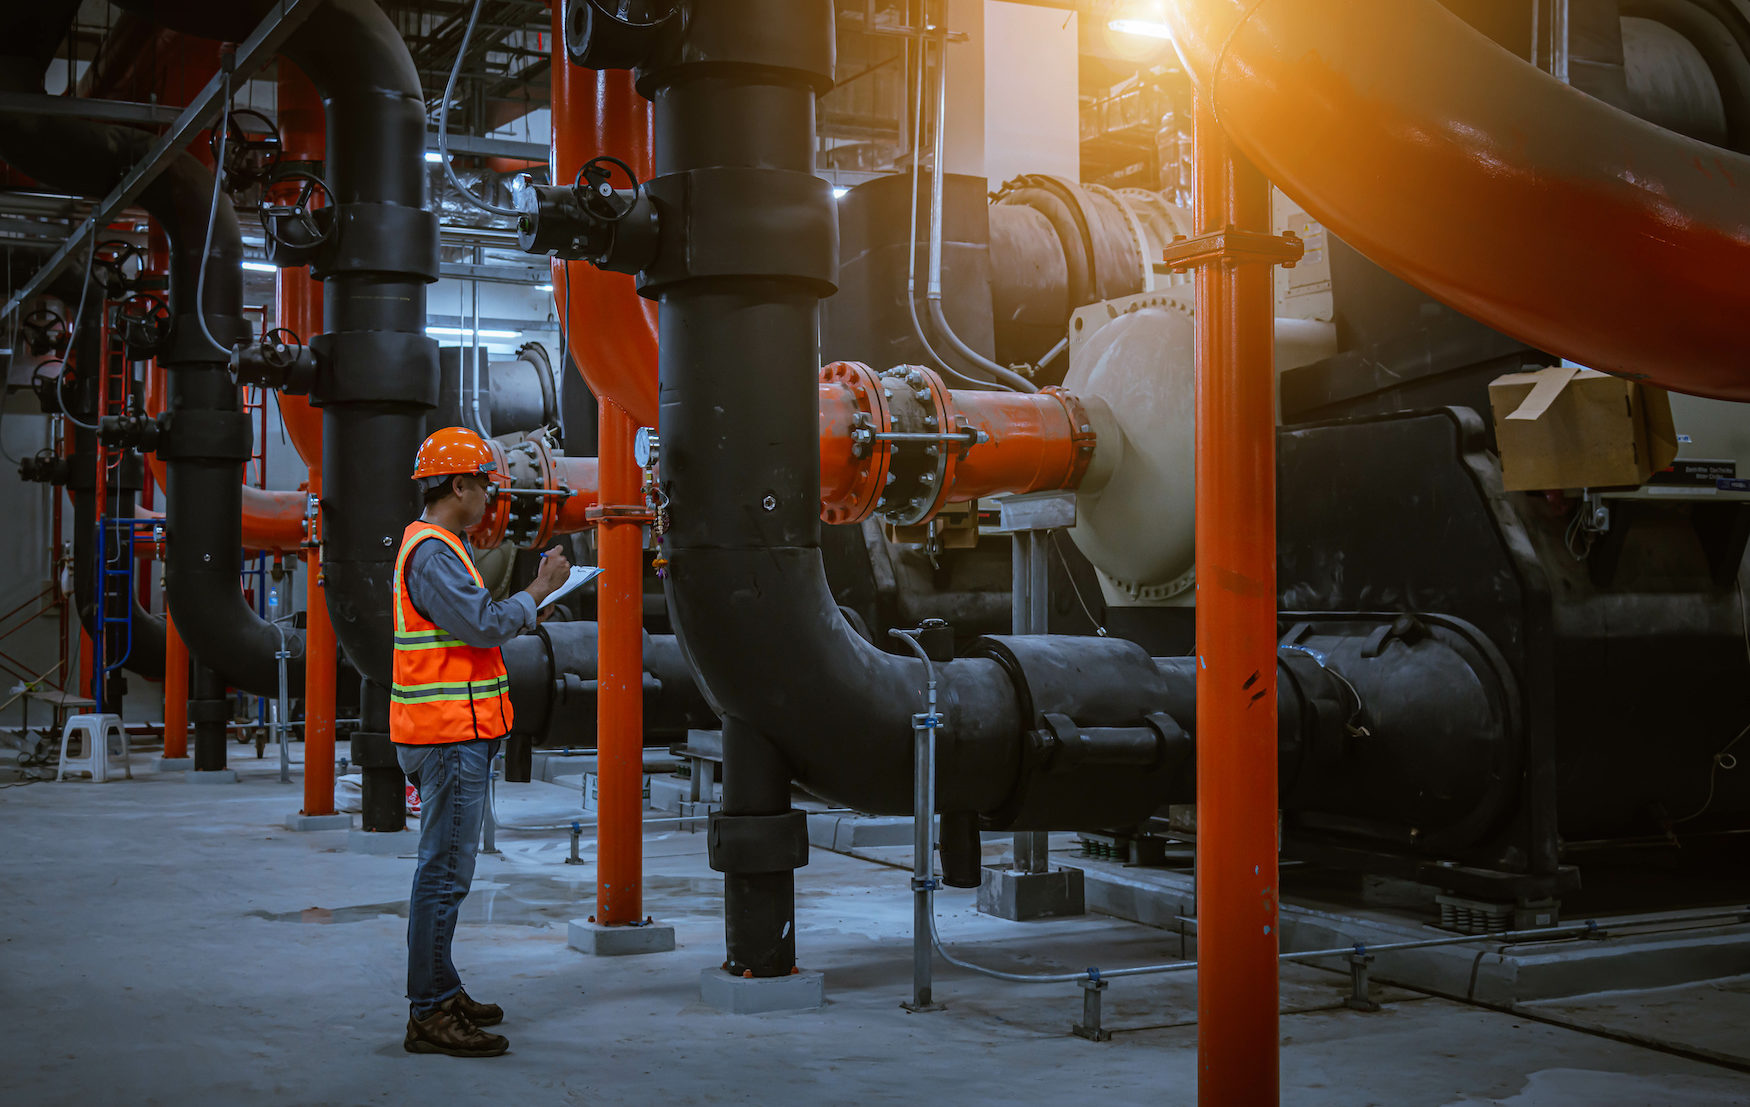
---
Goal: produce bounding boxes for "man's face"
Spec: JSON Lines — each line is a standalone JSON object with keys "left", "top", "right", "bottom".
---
{"left": 453, "top": 474, "right": 492, "bottom": 528}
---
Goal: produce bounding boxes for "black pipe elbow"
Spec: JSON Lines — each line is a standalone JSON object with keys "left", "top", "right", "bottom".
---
{"left": 127, "top": 0, "right": 441, "bottom": 687}
{"left": 0, "top": 13, "right": 298, "bottom": 697}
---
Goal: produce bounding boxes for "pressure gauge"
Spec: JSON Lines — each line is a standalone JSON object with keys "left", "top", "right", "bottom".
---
{"left": 633, "top": 426, "right": 660, "bottom": 468}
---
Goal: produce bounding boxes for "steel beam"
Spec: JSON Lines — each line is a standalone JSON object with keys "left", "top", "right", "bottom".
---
{"left": 0, "top": 0, "right": 323, "bottom": 326}
{"left": 428, "top": 131, "right": 549, "bottom": 162}
{"left": 0, "top": 93, "right": 180, "bottom": 127}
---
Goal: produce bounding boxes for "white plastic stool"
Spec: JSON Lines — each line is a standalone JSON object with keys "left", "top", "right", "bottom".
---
{"left": 57, "top": 713, "right": 131, "bottom": 782}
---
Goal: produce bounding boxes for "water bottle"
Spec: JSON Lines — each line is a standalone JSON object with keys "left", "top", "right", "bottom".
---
{"left": 268, "top": 586, "right": 280, "bottom": 623}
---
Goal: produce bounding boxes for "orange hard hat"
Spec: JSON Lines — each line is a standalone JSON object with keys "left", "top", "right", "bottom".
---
{"left": 412, "top": 427, "right": 496, "bottom": 480}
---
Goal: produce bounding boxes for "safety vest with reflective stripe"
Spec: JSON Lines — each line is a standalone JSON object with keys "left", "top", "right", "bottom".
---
{"left": 389, "top": 521, "right": 515, "bottom": 745}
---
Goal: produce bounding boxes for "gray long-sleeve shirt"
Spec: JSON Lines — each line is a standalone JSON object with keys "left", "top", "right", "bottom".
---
{"left": 405, "top": 533, "right": 536, "bottom": 648}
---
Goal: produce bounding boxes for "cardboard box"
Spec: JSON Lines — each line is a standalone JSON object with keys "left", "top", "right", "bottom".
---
{"left": 1488, "top": 367, "right": 1679, "bottom": 492}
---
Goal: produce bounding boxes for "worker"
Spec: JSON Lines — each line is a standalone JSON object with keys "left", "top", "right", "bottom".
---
{"left": 392, "top": 426, "right": 574, "bottom": 1057}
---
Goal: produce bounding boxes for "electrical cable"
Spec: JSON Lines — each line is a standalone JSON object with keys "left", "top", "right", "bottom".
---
{"left": 55, "top": 243, "right": 103, "bottom": 432}
{"left": 1048, "top": 529, "right": 1107, "bottom": 637}
{"left": 438, "top": 0, "right": 523, "bottom": 219}
{"left": 919, "top": 27, "right": 1037, "bottom": 394}
{"left": 901, "top": 29, "right": 988, "bottom": 390}
{"left": 192, "top": 66, "right": 237, "bottom": 360}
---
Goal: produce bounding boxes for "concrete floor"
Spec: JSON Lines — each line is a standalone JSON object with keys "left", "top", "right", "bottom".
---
{"left": 4, "top": 757, "right": 1750, "bottom": 1106}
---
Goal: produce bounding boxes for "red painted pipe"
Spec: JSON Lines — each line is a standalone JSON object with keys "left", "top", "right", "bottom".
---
{"left": 1161, "top": 0, "right": 1750, "bottom": 401}
{"left": 163, "top": 611, "right": 188, "bottom": 759}
{"left": 277, "top": 62, "right": 334, "bottom": 818}
{"left": 551, "top": 0, "right": 651, "bottom": 926}
{"left": 1190, "top": 99, "right": 1281, "bottom": 1105}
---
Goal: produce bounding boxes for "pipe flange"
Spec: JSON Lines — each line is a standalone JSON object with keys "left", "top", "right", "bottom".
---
{"left": 820, "top": 361, "right": 890, "bottom": 526}
{"left": 1042, "top": 386, "right": 1098, "bottom": 489}
{"left": 874, "top": 365, "right": 955, "bottom": 527}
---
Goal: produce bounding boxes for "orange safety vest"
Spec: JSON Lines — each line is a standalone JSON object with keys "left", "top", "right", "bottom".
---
{"left": 389, "top": 521, "right": 515, "bottom": 745}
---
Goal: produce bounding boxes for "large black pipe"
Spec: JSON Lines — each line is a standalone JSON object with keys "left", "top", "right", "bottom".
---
{"left": 116, "top": 0, "right": 439, "bottom": 692}
{"left": 122, "top": 0, "right": 439, "bottom": 829}
{"left": 0, "top": 2, "right": 304, "bottom": 697}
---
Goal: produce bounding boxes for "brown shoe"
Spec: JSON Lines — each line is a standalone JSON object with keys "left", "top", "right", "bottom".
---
{"left": 404, "top": 999, "right": 509, "bottom": 1057}
{"left": 453, "top": 989, "right": 503, "bottom": 1027}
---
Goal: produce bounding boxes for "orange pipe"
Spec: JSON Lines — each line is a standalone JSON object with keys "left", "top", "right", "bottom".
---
{"left": 552, "top": 71, "right": 660, "bottom": 424}
{"left": 817, "top": 364, "right": 1094, "bottom": 525}
{"left": 277, "top": 60, "right": 335, "bottom": 817}
{"left": 163, "top": 611, "right": 188, "bottom": 759}
{"left": 552, "top": 456, "right": 602, "bottom": 535}
{"left": 552, "top": 0, "right": 649, "bottom": 926}
{"left": 1162, "top": 0, "right": 1750, "bottom": 402}
{"left": 475, "top": 376, "right": 1089, "bottom": 545}
{"left": 1189, "top": 99, "right": 1281, "bottom": 1105}
{"left": 141, "top": 362, "right": 307, "bottom": 552}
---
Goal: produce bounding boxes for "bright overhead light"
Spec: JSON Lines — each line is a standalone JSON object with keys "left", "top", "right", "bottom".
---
{"left": 1109, "top": 18, "right": 1175, "bottom": 41}
{"left": 535, "top": 283, "right": 554, "bottom": 292}
{"left": 832, "top": 187, "right": 849, "bottom": 199}
{"left": 424, "top": 150, "right": 445, "bottom": 164}
{"left": 426, "top": 325, "right": 521, "bottom": 339}
{"left": 241, "top": 261, "right": 278, "bottom": 273}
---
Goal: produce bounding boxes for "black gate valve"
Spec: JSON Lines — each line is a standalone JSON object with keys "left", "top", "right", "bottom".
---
{"left": 258, "top": 170, "right": 336, "bottom": 266}
{"left": 564, "top": 0, "right": 679, "bottom": 71}
{"left": 99, "top": 395, "right": 161, "bottom": 452}
{"left": 18, "top": 448, "right": 67, "bottom": 485}
{"left": 115, "top": 293, "right": 172, "bottom": 358}
{"left": 19, "top": 308, "right": 67, "bottom": 357}
{"left": 212, "top": 108, "right": 283, "bottom": 193}
{"left": 513, "top": 158, "right": 658, "bottom": 274}
{"left": 231, "top": 328, "right": 316, "bottom": 394}
{"left": 93, "top": 239, "right": 147, "bottom": 298}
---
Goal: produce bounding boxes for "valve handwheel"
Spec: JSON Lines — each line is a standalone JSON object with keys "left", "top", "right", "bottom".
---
{"left": 116, "top": 293, "right": 172, "bottom": 356}
{"left": 20, "top": 308, "right": 67, "bottom": 356}
{"left": 212, "top": 108, "right": 283, "bottom": 190}
{"left": 259, "top": 170, "right": 337, "bottom": 250}
{"left": 93, "top": 239, "right": 145, "bottom": 298}
{"left": 261, "top": 327, "right": 304, "bottom": 371}
{"left": 573, "top": 156, "right": 641, "bottom": 223}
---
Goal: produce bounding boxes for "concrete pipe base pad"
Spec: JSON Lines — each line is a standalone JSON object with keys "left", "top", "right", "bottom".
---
{"left": 284, "top": 812, "right": 353, "bottom": 832}
{"left": 698, "top": 967, "right": 825, "bottom": 1014}
{"left": 347, "top": 828, "right": 417, "bottom": 856}
{"left": 567, "top": 919, "right": 676, "bottom": 957}
{"left": 155, "top": 757, "right": 193, "bottom": 773}
{"left": 977, "top": 864, "right": 1086, "bottom": 921}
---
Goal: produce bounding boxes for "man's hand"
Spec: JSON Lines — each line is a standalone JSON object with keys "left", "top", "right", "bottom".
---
{"left": 525, "top": 544, "right": 573, "bottom": 606}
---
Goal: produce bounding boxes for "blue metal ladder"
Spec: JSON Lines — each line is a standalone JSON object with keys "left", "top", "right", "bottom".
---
{"left": 92, "top": 517, "right": 161, "bottom": 714}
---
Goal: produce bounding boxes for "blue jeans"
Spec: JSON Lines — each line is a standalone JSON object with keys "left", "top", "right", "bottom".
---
{"left": 397, "top": 738, "right": 498, "bottom": 1018}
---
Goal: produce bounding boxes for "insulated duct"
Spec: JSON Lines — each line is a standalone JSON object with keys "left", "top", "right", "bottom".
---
{"left": 1157, "top": 0, "right": 1750, "bottom": 402}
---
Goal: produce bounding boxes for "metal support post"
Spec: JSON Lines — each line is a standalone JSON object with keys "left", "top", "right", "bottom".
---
{"left": 1169, "top": 95, "right": 1302, "bottom": 1105}
{"left": 1012, "top": 527, "right": 1049, "bottom": 873}
{"left": 894, "top": 628, "right": 945, "bottom": 1013}
{"left": 1071, "top": 976, "right": 1112, "bottom": 1042}
{"left": 1345, "top": 952, "right": 1380, "bottom": 1012}
{"left": 481, "top": 758, "right": 501, "bottom": 855}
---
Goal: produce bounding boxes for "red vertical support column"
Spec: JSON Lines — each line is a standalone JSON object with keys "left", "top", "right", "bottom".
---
{"left": 163, "top": 612, "right": 188, "bottom": 759}
{"left": 277, "top": 63, "right": 335, "bottom": 817}
{"left": 550, "top": 2, "right": 654, "bottom": 926}
{"left": 1190, "top": 97, "right": 1282, "bottom": 1105}
{"left": 595, "top": 402, "right": 644, "bottom": 923}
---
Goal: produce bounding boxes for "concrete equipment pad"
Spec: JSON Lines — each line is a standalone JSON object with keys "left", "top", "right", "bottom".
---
{"left": 568, "top": 918, "right": 676, "bottom": 957}
{"left": 284, "top": 813, "right": 352, "bottom": 832}
{"left": 699, "top": 967, "right": 826, "bottom": 1014}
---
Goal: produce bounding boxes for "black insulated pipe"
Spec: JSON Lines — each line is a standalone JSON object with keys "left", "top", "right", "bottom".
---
{"left": 116, "top": 0, "right": 439, "bottom": 692}
{"left": 0, "top": 1, "right": 301, "bottom": 697}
